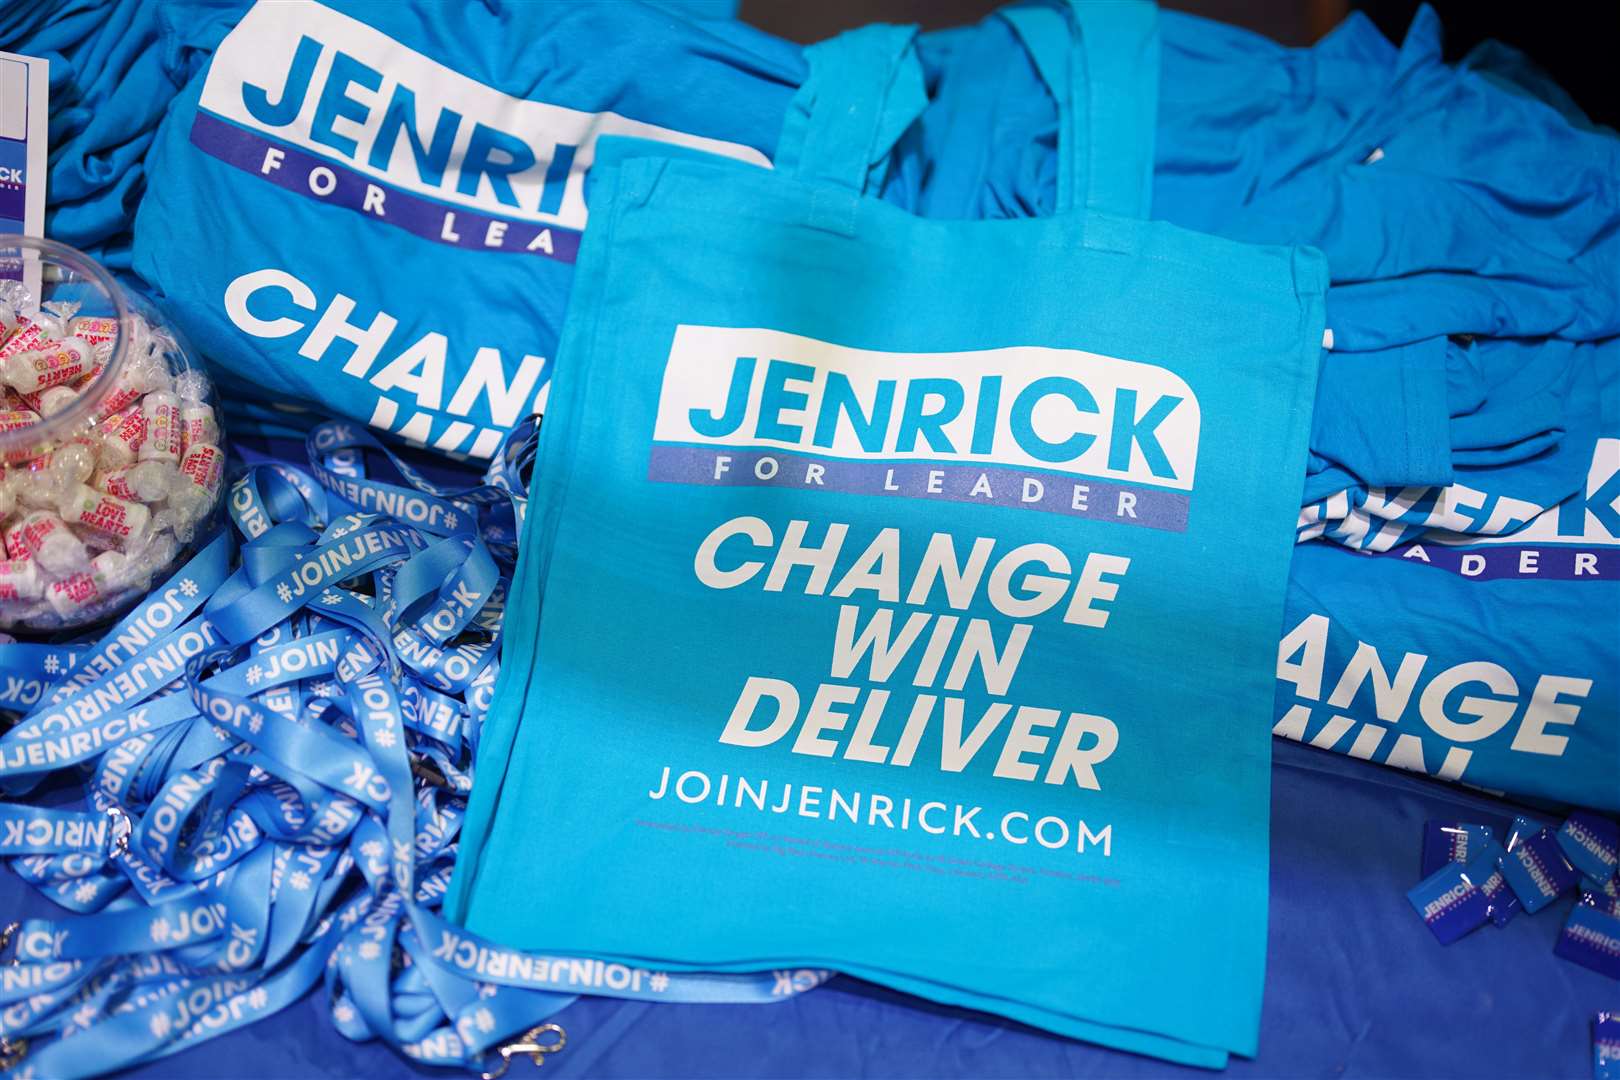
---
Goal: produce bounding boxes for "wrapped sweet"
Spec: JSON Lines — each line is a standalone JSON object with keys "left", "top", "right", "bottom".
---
{"left": 0, "top": 238, "right": 224, "bottom": 631}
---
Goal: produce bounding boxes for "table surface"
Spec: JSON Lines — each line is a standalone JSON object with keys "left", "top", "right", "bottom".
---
{"left": 2, "top": 435, "right": 1606, "bottom": 1079}
{"left": 1, "top": 737, "right": 1608, "bottom": 1080}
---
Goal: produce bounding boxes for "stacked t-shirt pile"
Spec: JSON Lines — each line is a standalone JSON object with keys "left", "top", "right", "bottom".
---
{"left": 908, "top": 4, "right": 1618, "bottom": 810}
{"left": 1212, "top": 12, "right": 1618, "bottom": 810}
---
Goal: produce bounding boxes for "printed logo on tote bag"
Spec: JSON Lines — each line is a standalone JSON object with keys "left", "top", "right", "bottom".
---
{"left": 650, "top": 326, "right": 1202, "bottom": 531}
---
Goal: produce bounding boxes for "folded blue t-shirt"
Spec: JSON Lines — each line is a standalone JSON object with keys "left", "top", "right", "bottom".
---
{"left": 1302, "top": 337, "right": 1610, "bottom": 550}
{"left": 1279, "top": 335, "right": 1618, "bottom": 807}
{"left": 132, "top": 0, "right": 805, "bottom": 458}
{"left": 911, "top": 3, "right": 1618, "bottom": 523}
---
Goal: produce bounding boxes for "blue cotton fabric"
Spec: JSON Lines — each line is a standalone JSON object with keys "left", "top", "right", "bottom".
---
{"left": 128, "top": 0, "right": 804, "bottom": 459}
{"left": 449, "top": 8, "right": 1329, "bottom": 1065}
{"left": 908, "top": 4, "right": 1618, "bottom": 548}
{"left": 2, "top": 3, "right": 1615, "bottom": 1071}
{"left": 23, "top": 0, "right": 1614, "bottom": 526}
{"left": 0, "top": 0, "right": 247, "bottom": 271}
{"left": 0, "top": 421, "right": 1585, "bottom": 1080}
{"left": 887, "top": 1, "right": 1619, "bottom": 807}
{"left": 1278, "top": 342, "right": 1619, "bottom": 809}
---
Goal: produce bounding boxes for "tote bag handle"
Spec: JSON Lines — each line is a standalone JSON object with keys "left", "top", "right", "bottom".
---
{"left": 1000, "top": 0, "right": 1159, "bottom": 219}
{"left": 775, "top": 23, "right": 929, "bottom": 197}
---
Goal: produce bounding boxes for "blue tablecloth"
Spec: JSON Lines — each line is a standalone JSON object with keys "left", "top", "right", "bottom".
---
{"left": 3, "top": 737, "right": 1607, "bottom": 1079}
{"left": 0, "top": 431, "right": 1605, "bottom": 1078}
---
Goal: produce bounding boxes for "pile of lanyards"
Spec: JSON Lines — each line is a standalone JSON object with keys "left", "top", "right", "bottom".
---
{"left": 0, "top": 420, "right": 823, "bottom": 1080}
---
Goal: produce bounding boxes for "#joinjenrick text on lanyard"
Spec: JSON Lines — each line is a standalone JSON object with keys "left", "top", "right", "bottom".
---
{"left": 0, "top": 420, "right": 822, "bottom": 1080}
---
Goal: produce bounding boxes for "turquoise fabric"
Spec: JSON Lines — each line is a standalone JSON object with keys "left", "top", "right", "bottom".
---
{"left": 450, "top": 8, "right": 1326, "bottom": 1067}
{"left": 0, "top": 0, "right": 246, "bottom": 272}
{"left": 130, "top": 0, "right": 803, "bottom": 460}
{"left": 1278, "top": 340, "right": 1620, "bottom": 811}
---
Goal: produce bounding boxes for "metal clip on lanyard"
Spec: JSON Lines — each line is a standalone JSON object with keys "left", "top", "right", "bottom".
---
{"left": 0, "top": 923, "right": 21, "bottom": 1071}
{"left": 482, "top": 1023, "right": 566, "bottom": 1078}
{"left": 104, "top": 804, "right": 130, "bottom": 858}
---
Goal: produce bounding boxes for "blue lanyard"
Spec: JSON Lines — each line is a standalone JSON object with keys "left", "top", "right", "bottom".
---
{"left": 0, "top": 420, "right": 828, "bottom": 1080}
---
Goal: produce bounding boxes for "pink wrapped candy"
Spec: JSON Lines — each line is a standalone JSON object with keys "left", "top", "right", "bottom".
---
{"left": 138, "top": 392, "right": 181, "bottom": 464}
{"left": 59, "top": 485, "right": 150, "bottom": 547}
{"left": 0, "top": 291, "right": 222, "bottom": 630}
{"left": 2, "top": 337, "right": 92, "bottom": 394}
{"left": 0, "top": 557, "right": 41, "bottom": 602}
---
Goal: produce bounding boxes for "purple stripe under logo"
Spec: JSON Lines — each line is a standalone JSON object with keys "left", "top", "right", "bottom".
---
{"left": 1379, "top": 542, "right": 1613, "bottom": 581}
{"left": 188, "top": 111, "right": 580, "bottom": 263}
{"left": 647, "top": 444, "right": 1189, "bottom": 532}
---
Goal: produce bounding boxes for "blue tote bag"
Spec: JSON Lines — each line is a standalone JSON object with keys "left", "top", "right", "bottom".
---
{"left": 450, "top": 7, "right": 1326, "bottom": 1067}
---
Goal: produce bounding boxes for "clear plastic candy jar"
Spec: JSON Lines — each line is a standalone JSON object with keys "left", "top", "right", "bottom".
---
{"left": 0, "top": 236, "right": 224, "bottom": 632}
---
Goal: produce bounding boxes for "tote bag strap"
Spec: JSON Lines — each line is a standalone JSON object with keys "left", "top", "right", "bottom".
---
{"left": 775, "top": 23, "right": 928, "bottom": 197}
{"left": 1000, "top": 0, "right": 1159, "bottom": 218}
